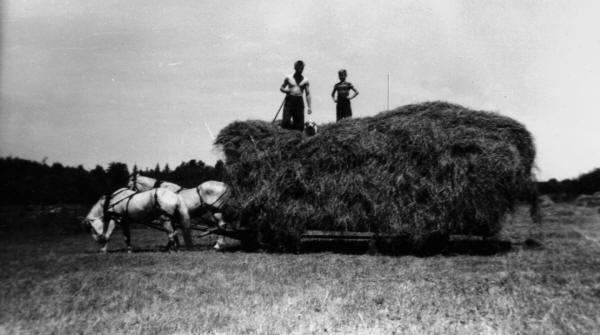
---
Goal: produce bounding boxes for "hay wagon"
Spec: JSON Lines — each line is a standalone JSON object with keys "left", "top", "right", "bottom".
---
{"left": 209, "top": 101, "right": 538, "bottom": 253}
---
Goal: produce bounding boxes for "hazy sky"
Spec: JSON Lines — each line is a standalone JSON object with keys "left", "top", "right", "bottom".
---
{"left": 2, "top": 0, "right": 599, "bottom": 180}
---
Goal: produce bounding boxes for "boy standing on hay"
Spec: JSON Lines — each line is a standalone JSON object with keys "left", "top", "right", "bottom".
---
{"left": 331, "top": 69, "right": 359, "bottom": 121}
{"left": 279, "top": 60, "right": 312, "bottom": 131}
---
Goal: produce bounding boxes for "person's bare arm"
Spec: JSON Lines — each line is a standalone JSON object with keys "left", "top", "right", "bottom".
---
{"left": 280, "top": 78, "right": 290, "bottom": 94}
{"left": 331, "top": 86, "right": 337, "bottom": 102}
{"left": 305, "top": 83, "right": 312, "bottom": 114}
{"left": 349, "top": 86, "right": 359, "bottom": 100}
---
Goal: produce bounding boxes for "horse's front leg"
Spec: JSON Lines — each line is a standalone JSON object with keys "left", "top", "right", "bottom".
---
{"left": 122, "top": 219, "right": 133, "bottom": 253}
{"left": 161, "top": 215, "right": 179, "bottom": 251}
{"left": 97, "top": 232, "right": 109, "bottom": 253}
{"left": 212, "top": 213, "right": 226, "bottom": 250}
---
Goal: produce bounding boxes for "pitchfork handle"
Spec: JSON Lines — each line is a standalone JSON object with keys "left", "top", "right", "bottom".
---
{"left": 272, "top": 98, "right": 286, "bottom": 123}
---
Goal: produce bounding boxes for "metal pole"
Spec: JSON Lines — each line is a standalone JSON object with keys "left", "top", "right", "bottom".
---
{"left": 387, "top": 73, "right": 390, "bottom": 110}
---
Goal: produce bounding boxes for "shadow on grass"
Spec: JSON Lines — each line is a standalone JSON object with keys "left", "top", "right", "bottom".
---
{"left": 82, "top": 244, "right": 219, "bottom": 254}
{"left": 80, "top": 237, "right": 544, "bottom": 256}
{"left": 213, "top": 239, "right": 524, "bottom": 256}
{"left": 441, "top": 239, "right": 513, "bottom": 256}
{"left": 296, "top": 237, "right": 543, "bottom": 257}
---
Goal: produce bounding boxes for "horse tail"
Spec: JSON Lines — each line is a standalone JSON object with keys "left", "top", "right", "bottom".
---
{"left": 176, "top": 196, "right": 193, "bottom": 247}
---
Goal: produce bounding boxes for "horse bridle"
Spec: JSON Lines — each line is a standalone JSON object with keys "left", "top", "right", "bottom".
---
{"left": 197, "top": 185, "right": 232, "bottom": 214}
{"left": 130, "top": 173, "right": 140, "bottom": 191}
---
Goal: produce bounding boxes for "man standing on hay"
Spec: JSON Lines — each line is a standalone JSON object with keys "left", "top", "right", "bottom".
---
{"left": 331, "top": 69, "right": 359, "bottom": 121}
{"left": 279, "top": 60, "right": 312, "bottom": 131}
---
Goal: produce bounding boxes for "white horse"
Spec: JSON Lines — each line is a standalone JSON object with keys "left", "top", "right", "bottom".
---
{"left": 84, "top": 187, "right": 192, "bottom": 252}
{"left": 127, "top": 174, "right": 233, "bottom": 249}
{"left": 127, "top": 174, "right": 231, "bottom": 226}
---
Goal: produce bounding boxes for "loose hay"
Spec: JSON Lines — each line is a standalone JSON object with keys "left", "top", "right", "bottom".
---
{"left": 215, "top": 101, "right": 536, "bottom": 252}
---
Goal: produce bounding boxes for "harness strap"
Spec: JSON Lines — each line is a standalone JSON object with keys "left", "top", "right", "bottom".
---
{"left": 124, "top": 196, "right": 133, "bottom": 221}
{"left": 112, "top": 188, "right": 129, "bottom": 198}
{"left": 131, "top": 173, "right": 138, "bottom": 191}
{"left": 102, "top": 192, "right": 112, "bottom": 235}
{"left": 196, "top": 186, "right": 205, "bottom": 206}
{"left": 103, "top": 189, "right": 138, "bottom": 232}
{"left": 102, "top": 189, "right": 127, "bottom": 234}
{"left": 198, "top": 185, "right": 231, "bottom": 213}
{"left": 152, "top": 189, "right": 176, "bottom": 223}
{"left": 154, "top": 189, "right": 159, "bottom": 210}
{"left": 210, "top": 186, "right": 231, "bottom": 208}
{"left": 101, "top": 189, "right": 179, "bottom": 234}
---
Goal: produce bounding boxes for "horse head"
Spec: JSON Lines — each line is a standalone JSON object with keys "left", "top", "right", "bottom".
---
{"left": 85, "top": 195, "right": 117, "bottom": 252}
{"left": 127, "top": 172, "right": 140, "bottom": 191}
{"left": 199, "top": 181, "right": 232, "bottom": 209}
{"left": 203, "top": 182, "right": 239, "bottom": 229}
{"left": 127, "top": 173, "right": 157, "bottom": 192}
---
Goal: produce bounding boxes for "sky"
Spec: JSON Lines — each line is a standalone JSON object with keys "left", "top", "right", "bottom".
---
{"left": 1, "top": 0, "right": 599, "bottom": 181}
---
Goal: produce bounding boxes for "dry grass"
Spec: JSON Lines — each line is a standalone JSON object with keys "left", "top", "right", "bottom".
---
{"left": 215, "top": 101, "right": 537, "bottom": 252}
{"left": 1, "top": 204, "right": 600, "bottom": 334}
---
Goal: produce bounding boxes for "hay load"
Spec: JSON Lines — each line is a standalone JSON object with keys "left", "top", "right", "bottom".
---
{"left": 215, "top": 101, "right": 536, "bottom": 252}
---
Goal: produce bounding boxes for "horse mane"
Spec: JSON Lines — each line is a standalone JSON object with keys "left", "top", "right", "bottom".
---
{"left": 102, "top": 193, "right": 110, "bottom": 216}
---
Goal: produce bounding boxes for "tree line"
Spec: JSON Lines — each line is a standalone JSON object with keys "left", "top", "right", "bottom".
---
{"left": 3, "top": 156, "right": 600, "bottom": 205}
{"left": 0, "top": 157, "right": 226, "bottom": 205}
{"left": 537, "top": 168, "right": 600, "bottom": 201}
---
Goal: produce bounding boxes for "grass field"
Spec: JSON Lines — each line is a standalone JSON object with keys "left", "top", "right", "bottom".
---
{"left": 1, "top": 204, "right": 600, "bottom": 334}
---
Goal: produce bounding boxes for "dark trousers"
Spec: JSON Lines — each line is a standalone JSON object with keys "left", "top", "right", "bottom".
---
{"left": 282, "top": 96, "right": 305, "bottom": 131}
{"left": 336, "top": 99, "right": 352, "bottom": 121}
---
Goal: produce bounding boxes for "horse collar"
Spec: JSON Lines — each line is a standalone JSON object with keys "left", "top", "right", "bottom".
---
{"left": 102, "top": 192, "right": 113, "bottom": 235}
{"left": 153, "top": 189, "right": 161, "bottom": 211}
{"left": 196, "top": 186, "right": 204, "bottom": 206}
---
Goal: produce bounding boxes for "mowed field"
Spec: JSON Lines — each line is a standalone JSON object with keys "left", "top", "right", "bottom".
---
{"left": 1, "top": 204, "right": 600, "bottom": 334}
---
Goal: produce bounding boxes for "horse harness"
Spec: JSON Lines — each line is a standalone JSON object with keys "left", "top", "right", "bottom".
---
{"left": 101, "top": 188, "right": 169, "bottom": 235}
{"left": 128, "top": 172, "right": 231, "bottom": 216}
{"left": 130, "top": 173, "right": 183, "bottom": 193}
{"left": 196, "top": 185, "right": 231, "bottom": 214}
